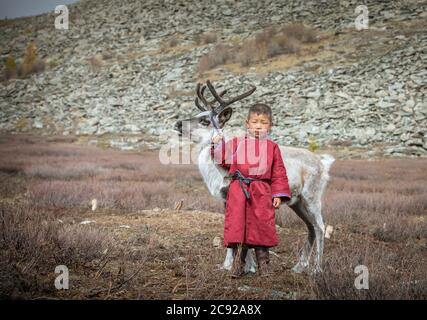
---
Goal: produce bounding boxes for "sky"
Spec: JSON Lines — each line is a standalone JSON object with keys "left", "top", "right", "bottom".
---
{"left": 0, "top": 0, "right": 79, "bottom": 19}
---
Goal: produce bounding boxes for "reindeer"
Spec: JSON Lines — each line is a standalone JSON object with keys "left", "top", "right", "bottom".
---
{"left": 174, "top": 80, "right": 335, "bottom": 273}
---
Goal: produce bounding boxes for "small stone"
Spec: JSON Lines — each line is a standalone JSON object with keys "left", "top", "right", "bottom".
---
{"left": 80, "top": 220, "right": 95, "bottom": 225}
{"left": 402, "top": 106, "right": 413, "bottom": 113}
{"left": 384, "top": 123, "right": 396, "bottom": 131}
{"left": 91, "top": 199, "right": 97, "bottom": 211}
{"left": 325, "top": 225, "right": 334, "bottom": 239}
{"left": 174, "top": 200, "right": 183, "bottom": 210}
{"left": 213, "top": 236, "right": 222, "bottom": 248}
{"left": 33, "top": 120, "right": 43, "bottom": 129}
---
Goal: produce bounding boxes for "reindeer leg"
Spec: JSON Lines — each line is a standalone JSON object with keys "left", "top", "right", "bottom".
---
{"left": 223, "top": 248, "right": 234, "bottom": 270}
{"left": 290, "top": 201, "right": 315, "bottom": 273}
{"left": 298, "top": 199, "right": 325, "bottom": 274}
{"left": 221, "top": 201, "right": 236, "bottom": 271}
{"left": 244, "top": 249, "right": 257, "bottom": 273}
{"left": 310, "top": 202, "right": 325, "bottom": 274}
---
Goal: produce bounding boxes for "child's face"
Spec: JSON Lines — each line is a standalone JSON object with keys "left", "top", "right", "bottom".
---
{"left": 245, "top": 112, "right": 271, "bottom": 138}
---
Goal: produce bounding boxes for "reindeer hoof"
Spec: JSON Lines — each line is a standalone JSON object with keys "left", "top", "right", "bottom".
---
{"left": 310, "top": 266, "right": 323, "bottom": 275}
{"left": 292, "top": 262, "right": 308, "bottom": 273}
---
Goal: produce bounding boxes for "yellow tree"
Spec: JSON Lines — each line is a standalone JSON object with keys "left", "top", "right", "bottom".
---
{"left": 21, "top": 42, "right": 37, "bottom": 77}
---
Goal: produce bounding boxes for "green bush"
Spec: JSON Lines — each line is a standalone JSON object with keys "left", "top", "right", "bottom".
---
{"left": 308, "top": 136, "right": 319, "bottom": 152}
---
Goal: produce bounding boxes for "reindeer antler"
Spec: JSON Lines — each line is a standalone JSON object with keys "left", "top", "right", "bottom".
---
{"left": 195, "top": 82, "right": 227, "bottom": 111}
{"left": 206, "top": 80, "right": 256, "bottom": 115}
{"left": 195, "top": 80, "right": 256, "bottom": 113}
{"left": 193, "top": 79, "right": 256, "bottom": 133}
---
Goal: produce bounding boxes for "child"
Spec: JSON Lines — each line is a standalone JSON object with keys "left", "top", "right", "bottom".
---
{"left": 210, "top": 103, "right": 291, "bottom": 278}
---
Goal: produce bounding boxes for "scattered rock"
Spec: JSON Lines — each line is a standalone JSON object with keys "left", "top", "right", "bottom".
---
{"left": 0, "top": 0, "right": 425, "bottom": 157}
{"left": 325, "top": 225, "right": 334, "bottom": 239}
{"left": 213, "top": 236, "right": 222, "bottom": 248}
{"left": 80, "top": 220, "right": 95, "bottom": 225}
{"left": 91, "top": 199, "right": 97, "bottom": 211}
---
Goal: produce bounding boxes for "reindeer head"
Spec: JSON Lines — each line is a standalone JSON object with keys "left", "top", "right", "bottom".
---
{"left": 174, "top": 80, "right": 256, "bottom": 143}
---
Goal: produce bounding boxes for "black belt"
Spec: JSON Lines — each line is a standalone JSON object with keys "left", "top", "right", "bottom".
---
{"left": 228, "top": 170, "right": 270, "bottom": 200}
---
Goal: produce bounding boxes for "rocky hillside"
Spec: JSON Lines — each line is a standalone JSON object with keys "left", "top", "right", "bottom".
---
{"left": 0, "top": 0, "right": 426, "bottom": 157}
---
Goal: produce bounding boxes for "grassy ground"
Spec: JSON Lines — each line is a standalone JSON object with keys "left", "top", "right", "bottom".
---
{"left": 0, "top": 133, "right": 426, "bottom": 299}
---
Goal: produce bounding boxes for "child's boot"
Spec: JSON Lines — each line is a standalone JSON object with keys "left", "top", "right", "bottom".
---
{"left": 255, "top": 246, "right": 272, "bottom": 277}
{"left": 231, "top": 245, "right": 248, "bottom": 278}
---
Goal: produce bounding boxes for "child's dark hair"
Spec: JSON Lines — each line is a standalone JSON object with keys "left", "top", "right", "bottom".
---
{"left": 247, "top": 103, "right": 273, "bottom": 124}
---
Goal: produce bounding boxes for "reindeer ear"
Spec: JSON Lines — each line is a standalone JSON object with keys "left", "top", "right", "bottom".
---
{"left": 219, "top": 107, "right": 233, "bottom": 124}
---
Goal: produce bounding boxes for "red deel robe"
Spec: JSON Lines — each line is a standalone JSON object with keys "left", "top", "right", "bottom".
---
{"left": 211, "top": 134, "right": 291, "bottom": 248}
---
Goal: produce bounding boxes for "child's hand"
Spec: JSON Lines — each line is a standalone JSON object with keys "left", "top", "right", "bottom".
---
{"left": 211, "top": 134, "right": 224, "bottom": 144}
{"left": 273, "top": 197, "right": 281, "bottom": 209}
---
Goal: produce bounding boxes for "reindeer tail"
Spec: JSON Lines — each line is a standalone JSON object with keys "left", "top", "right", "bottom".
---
{"left": 320, "top": 154, "right": 335, "bottom": 176}
{"left": 319, "top": 154, "right": 335, "bottom": 195}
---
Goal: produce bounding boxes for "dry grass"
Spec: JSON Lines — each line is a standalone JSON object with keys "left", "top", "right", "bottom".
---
{"left": 0, "top": 133, "right": 425, "bottom": 299}
{"left": 280, "top": 23, "right": 318, "bottom": 43}
{"left": 167, "top": 38, "right": 179, "bottom": 48}
{"left": 194, "top": 32, "right": 218, "bottom": 45}
{"left": 19, "top": 42, "right": 46, "bottom": 77}
{"left": 310, "top": 238, "right": 426, "bottom": 299}
{"left": 160, "top": 37, "right": 180, "bottom": 51}
{"left": 0, "top": 200, "right": 114, "bottom": 298}
{"left": 197, "top": 23, "right": 319, "bottom": 73}
{"left": 2, "top": 42, "right": 46, "bottom": 81}
{"left": 4, "top": 53, "right": 17, "bottom": 80}
{"left": 197, "top": 44, "right": 233, "bottom": 73}
{"left": 88, "top": 54, "right": 104, "bottom": 70}
{"left": 0, "top": 134, "right": 219, "bottom": 213}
